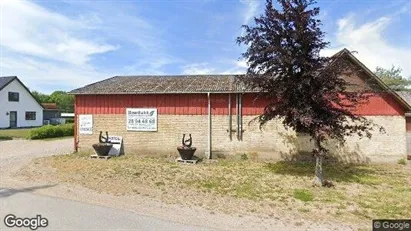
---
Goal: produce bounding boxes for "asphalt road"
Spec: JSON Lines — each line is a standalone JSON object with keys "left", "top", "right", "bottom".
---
{"left": 0, "top": 139, "right": 210, "bottom": 231}
{"left": 0, "top": 188, "right": 206, "bottom": 230}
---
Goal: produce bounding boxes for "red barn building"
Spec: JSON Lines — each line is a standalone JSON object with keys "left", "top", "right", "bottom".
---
{"left": 70, "top": 50, "right": 411, "bottom": 162}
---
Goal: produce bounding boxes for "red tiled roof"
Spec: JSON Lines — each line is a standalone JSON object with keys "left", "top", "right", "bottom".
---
{"left": 42, "top": 103, "right": 58, "bottom": 110}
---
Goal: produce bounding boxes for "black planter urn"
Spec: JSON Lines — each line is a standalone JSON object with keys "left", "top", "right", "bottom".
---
{"left": 177, "top": 147, "right": 197, "bottom": 160}
{"left": 177, "top": 134, "right": 196, "bottom": 160}
{"left": 92, "top": 143, "right": 113, "bottom": 156}
{"left": 92, "top": 131, "right": 113, "bottom": 156}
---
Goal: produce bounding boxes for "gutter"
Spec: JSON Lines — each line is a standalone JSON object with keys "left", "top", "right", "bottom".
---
{"left": 68, "top": 91, "right": 259, "bottom": 95}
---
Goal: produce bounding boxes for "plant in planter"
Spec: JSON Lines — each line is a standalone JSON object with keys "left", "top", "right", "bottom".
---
{"left": 177, "top": 134, "right": 196, "bottom": 160}
{"left": 92, "top": 131, "right": 113, "bottom": 156}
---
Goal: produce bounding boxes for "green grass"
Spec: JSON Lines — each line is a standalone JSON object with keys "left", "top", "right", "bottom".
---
{"left": 266, "top": 161, "right": 383, "bottom": 185}
{"left": 293, "top": 189, "right": 313, "bottom": 202}
{"left": 397, "top": 158, "right": 407, "bottom": 165}
{"left": 25, "top": 154, "right": 411, "bottom": 227}
{"left": 0, "top": 136, "right": 13, "bottom": 140}
{"left": 0, "top": 128, "right": 33, "bottom": 139}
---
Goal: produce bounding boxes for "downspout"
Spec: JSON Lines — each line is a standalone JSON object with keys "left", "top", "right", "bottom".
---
{"left": 239, "top": 93, "right": 243, "bottom": 141}
{"left": 207, "top": 92, "right": 212, "bottom": 159}
{"left": 74, "top": 96, "right": 78, "bottom": 152}
{"left": 228, "top": 94, "right": 232, "bottom": 141}
{"left": 236, "top": 94, "right": 239, "bottom": 140}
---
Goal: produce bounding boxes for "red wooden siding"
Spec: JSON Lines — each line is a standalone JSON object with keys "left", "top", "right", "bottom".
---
{"left": 75, "top": 93, "right": 405, "bottom": 116}
{"left": 242, "top": 94, "right": 268, "bottom": 115}
{"left": 352, "top": 94, "right": 405, "bottom": 115}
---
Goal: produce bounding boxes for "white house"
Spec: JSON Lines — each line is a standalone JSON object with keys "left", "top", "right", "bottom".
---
{"left": 0, "top": 76, "right": 43, "bottom": 128}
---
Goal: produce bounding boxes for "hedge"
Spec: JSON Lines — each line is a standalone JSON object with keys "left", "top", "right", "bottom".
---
{"left": 27, "top": 124, "right": 74, "bottom": 140}
{"left": 65, "top": 119, "right": 74, "bottom": 124}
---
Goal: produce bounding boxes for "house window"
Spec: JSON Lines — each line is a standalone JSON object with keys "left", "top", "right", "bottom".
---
{"left": 8, "top": 92, "right": 19, "bottom": 102}
{"left": 25, "top": 112, "right": 36, "bottom": 120}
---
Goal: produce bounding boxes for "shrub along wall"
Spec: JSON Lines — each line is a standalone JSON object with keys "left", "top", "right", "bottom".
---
{"left": 27, "top": 124, "right": 74, "bottom": 139}
{"left": 65, "top": 119, "right": 74, "bottom": 124}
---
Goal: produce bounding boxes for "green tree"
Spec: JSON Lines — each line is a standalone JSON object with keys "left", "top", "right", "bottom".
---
{"left": 32, "top": 91, "right": 51, "bottom": 103}
{"left": 374, "top": 65, "right": 410, "bottom": 90}
{"left": 237, "top": 0, "right": 382, "bottom": 186}
{"left": 50, "top": 91, "right": 74, "bottom": 113}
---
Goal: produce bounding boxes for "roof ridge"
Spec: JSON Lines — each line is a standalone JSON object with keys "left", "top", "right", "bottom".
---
{"left": 115, "top": 74, "right": 244, "bottom": 77}
{"left": 0, "top": 76, "right": 18, "bottom": 78}
{"left": 69, "top": 74, "right": 251, "bottom": 94}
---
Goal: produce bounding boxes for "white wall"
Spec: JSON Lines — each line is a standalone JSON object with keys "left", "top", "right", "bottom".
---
{"left": 0, "top": 79, "right": 43, "bottom": 128}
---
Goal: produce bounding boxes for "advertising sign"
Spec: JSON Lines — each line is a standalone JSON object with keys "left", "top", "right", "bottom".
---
{"left": 126, "top": 108, "right": 157, "bottom": 131}
{"left": 79, "top": 114, "right": 93, "bottom": 134}
{"left": 107, "top": 136, "right": 123, "bottom": 156}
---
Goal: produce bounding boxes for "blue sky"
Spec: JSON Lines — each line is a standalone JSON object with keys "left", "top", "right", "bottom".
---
{"left": 1, "top": 0, "right": 410, "bottom": 93}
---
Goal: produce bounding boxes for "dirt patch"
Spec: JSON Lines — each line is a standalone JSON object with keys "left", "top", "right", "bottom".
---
{"left": 18, "top": 153, "right": 411, "bottom": 230}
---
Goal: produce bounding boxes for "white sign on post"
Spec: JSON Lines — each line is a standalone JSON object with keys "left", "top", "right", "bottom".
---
{"left": 126, "top": 108, "right": 157, "bottom": 131}
{"left": 79, "top": 115, "right": 93, "bottom": 134}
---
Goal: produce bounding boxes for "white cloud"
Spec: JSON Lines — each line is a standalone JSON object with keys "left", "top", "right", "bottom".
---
{"left": 240, "top": 0, "right": 260, "bottom": 24}
{"left": 322, "top": 13, "right": 411, "bottom": 77}
{"left": 182, "top": 63, "right": 217, "bottom": 75}
{"left": 181, "top": 59, "right": 248, "bottom": 75}
{"left": 124, "top": 55, "right": 182, "bottom": 76}
{"left": 0, "top": 0, "right": 180, "bottom": 92}
{"left": 221, "top": 60, "right": 248, "bottom": 74}
{"left": 59, "top": 1, "right": 181, "bottom": 76}
{"left": 0, "top": 0, "right": 117, "bottom": 65}
{"left": 0, "top": 57, "right": 112, "bottom": 93}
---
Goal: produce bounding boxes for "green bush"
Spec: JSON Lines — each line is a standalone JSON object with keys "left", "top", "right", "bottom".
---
{"left": 27, "top": 124, "right": 74, "bottom": 139}
{"left": 65, "top": 119, "right": 74, "bottom": 124}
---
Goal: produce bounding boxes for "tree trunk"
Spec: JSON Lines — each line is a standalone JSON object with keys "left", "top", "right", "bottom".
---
{"left": 313, "top": 136, "right": 324, "bottom": 187}
{"left": 313, "top": 155, "right": 323, "bottom": 187}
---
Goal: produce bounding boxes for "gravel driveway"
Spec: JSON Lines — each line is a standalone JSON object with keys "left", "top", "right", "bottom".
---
{"left": 0, "top": 138, "right": 73, "bottom": 182}
{"left": 0, "top": 138, "right": 212, "bottom": 230}
{"left": 0, "top": 138, "right": 355, "bottom": 230}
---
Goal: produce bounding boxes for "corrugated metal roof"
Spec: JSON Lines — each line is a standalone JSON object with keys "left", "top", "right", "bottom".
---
{"left": 70, "top": 75, "right": 253, "bottom": 94}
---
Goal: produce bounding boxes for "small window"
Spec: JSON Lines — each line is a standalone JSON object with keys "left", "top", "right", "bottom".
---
{"left": 8, "top": 92, "right": 19, "bottom": 102}
{"left": 25, "top": 112, "right": 36, "bottom": 120}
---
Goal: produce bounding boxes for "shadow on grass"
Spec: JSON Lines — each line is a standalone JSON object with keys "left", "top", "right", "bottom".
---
{"left": 266, "top": 161, "right": 380, "bottom": 184}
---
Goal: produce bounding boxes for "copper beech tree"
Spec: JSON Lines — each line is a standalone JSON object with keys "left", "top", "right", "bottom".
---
{"left": 237, "top": 0, "right": 383, "bottom": 186}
